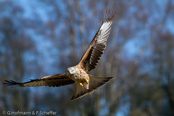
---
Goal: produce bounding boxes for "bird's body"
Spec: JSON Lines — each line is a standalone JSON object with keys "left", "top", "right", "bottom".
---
{"left": 68, "top": 65, "right": 90, "bottom": 89}
{"left": 4, "top": 7, "right": 116, "bottom": 100}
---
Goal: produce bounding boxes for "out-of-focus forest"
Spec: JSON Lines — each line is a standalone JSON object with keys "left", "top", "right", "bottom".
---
{"left": 0, "top": 0, "right": 174, "bottom": 116}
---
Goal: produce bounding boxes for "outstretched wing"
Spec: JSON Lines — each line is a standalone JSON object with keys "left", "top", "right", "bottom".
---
{"left": 71, "top": 75, "right": 113, "bottom": 100}
{"left": 78, "top": 10, "right": 116, "bottom": 72}
{"left": 4, "top": 73, "right": 74, "bottom": 87}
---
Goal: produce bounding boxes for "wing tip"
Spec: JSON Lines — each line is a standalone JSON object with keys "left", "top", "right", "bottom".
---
{"left": 104, "top": 1, "right": 117, "bottom": 22}
{"left": 3, "top": 80, "right": 22, "bottom": 87}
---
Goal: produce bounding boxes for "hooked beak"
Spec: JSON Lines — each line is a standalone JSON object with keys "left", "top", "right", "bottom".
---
{"left": 67, "top": 69, "right": 73, "bottom": 74}
{"left": 69, "top": 71, "right": 73, "bottom": 74}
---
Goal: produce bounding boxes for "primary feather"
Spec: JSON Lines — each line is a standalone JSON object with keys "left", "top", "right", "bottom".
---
{"left": 78, "top": 10, "right": 115, "bottom": 72}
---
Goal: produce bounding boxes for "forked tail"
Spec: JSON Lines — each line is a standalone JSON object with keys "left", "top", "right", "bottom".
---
{"left": 71, "top": 75, "right": 113, "bottom": 100}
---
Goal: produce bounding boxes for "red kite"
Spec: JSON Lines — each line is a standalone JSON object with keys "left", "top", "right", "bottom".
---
{"left": 4, "top": 8, "right": 116, "bottom": 100}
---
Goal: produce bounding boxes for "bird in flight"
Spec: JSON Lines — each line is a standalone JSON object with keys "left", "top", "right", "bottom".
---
{"left": 4, "top": 8, "right": 116, "bottom": 100}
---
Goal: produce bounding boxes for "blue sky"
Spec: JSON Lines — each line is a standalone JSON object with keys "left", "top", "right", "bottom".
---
{"left": 1, "top": 0, "right": 174, "bottom": 115}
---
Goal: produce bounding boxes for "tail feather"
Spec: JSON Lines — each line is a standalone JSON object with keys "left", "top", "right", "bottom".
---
{"left": 71, "top": 75, "right": 113, "bottom": 100}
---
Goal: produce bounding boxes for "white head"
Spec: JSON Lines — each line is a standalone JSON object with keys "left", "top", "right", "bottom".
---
{"left": 67, "top": 67, "right": 76, "bottom": 74}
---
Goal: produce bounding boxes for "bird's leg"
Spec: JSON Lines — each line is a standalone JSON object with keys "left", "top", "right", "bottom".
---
{"left": 85, "top": 79, "right": 89, "bottom": 83}
{"left": 79, "top": 83, "right": 83, "bottom": 87}
{"left": 79, "top": 79, "right": 89, "bottom": 88}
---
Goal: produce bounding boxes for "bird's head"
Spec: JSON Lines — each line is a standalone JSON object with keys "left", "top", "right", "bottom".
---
{"left": 67, "top": 67, "right": 76, "bottom": 74}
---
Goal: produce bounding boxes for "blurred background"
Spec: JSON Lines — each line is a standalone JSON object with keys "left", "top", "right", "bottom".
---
{"left": 0, "top": 0, "right": 174, "bottom": 116}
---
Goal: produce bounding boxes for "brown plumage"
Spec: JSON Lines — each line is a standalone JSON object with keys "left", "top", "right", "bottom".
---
{"left": 4, "top": 74, "right": 74, "bottom": 87}
{"left": 79, "top": 15, "right": 114, "bottom": 72}
{"left": 4, "top": 7, "right": 116, "bottom": 100}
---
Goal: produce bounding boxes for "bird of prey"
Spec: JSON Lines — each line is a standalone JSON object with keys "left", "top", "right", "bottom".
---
{"left": 4, "top": 8, "right": 116, "bottom": 100}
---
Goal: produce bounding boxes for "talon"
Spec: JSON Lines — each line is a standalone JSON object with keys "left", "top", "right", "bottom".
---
{"left": 79, "top": 83, "right": 83, "bottom": 87}
{"left": 85, "top": 79, "right": 89, "bottom": 83}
